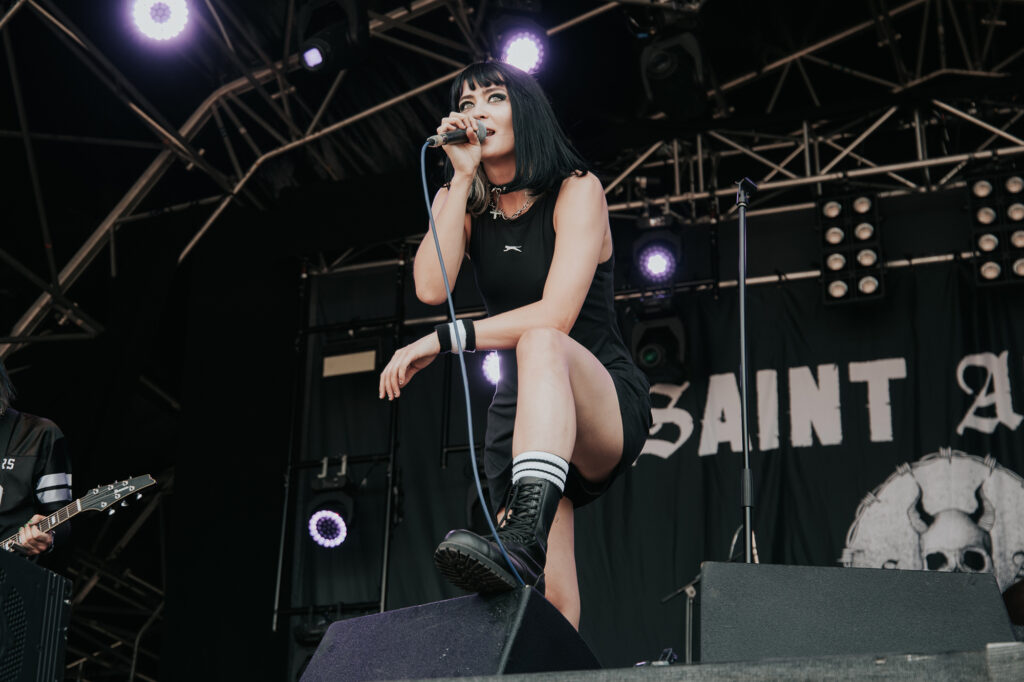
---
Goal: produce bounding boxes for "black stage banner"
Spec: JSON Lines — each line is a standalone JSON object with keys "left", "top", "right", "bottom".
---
{"left": 292, "top": 260, "right": 1024, "bottom": 670}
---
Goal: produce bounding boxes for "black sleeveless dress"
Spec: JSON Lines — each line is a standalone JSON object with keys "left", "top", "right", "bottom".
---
{"left": 467, "top": 178, "right": 653, "bottom": 514}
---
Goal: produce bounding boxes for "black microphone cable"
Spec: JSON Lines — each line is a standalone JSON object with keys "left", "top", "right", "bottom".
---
{"left": 419, "top": 141, "right": 525, "bottom": 587}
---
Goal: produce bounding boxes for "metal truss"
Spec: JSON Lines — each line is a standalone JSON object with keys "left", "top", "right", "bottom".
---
{"left": 7, "top": 0, "right": 1020, "bottom": 357}
{"left": 605, "top": 0, "right": 1024, "bottom": 224}
{"left": 0, "top": 0, "right": 623, "bottom": 358}
{"left": 62, "top": 472, "right": 171, "bottom": 681}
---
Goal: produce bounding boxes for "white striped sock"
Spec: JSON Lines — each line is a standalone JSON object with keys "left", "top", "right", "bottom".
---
{"left": 512, "top": 451, "right": 568, "bottom": 492}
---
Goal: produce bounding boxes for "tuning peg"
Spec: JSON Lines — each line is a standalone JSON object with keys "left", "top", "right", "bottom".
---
{"left": 107, "top": 508, "right": 116, "bottom": 516}
{"left": 120, "top": 500, "right": 129, "bottom": 507}
{"left": 136, "top": 493, "right": 143, "bottom": 500}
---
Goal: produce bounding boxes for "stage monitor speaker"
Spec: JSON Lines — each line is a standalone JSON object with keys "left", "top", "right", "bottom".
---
{"left": 0, "top": 551, "right": 72, "bottom": 682}
{"left": 699, "top": 561, "right": 1015, "bottom": 663}
{"left": 300, "top": 586, "right": 599, "bottom": 681}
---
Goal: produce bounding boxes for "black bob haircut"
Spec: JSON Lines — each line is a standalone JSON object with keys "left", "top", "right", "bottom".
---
{"left": 444, "top": 62, "right": 588, "bottom": 197}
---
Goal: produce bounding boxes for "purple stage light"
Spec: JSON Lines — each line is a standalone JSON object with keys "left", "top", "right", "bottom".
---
{"left": 308, "top": 509, "right": 347, "bottom": 548}
{"left": 302, "top": 47, "right": 325, "bottom": 69}
{"left": 501, "top": 31, "right": 545, "bottom": 73}
{"left": 132, "top": 0, "right": 189, "bottom": 41}
{"left": 482, "top": 351, "right": 501, "bottom": 385}
{"left": 638, "top": 244, "right": 677, "bottom": 283}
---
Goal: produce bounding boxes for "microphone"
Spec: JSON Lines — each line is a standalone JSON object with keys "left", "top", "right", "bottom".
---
{"left": 426, "top": 119, "right": 488, "bottom": 147}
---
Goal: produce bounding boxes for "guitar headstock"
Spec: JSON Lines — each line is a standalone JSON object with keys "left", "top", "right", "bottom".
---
{"left": 81, "top": 474, "right": 157, "bottom": 513}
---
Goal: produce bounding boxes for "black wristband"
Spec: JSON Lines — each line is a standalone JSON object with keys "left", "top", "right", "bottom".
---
{"left": 435, "top": 323, "right": 452, "bottom": 353}
{"left": 463, "top": 318, "right": 476, "bottom": 353}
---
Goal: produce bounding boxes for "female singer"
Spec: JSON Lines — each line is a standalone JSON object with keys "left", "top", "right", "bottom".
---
{"left": 379, "top": 61, "right": 651, "bottom": 628}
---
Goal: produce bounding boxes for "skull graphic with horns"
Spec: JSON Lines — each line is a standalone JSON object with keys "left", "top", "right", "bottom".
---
{"left": 907, "top": 483, "right": 996, "bottom": 574}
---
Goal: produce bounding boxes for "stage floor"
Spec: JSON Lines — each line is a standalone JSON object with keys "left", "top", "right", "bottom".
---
{"left": 406, "top": 642, "right": 1024, "bottom": 682}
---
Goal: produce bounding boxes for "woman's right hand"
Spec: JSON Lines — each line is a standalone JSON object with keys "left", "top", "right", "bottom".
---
{"left": 437, "top": 111, "right": 482, "bottom": 177}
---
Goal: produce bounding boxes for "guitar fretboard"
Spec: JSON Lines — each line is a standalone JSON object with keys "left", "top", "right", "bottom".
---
{"left": 1, "top": 499, "right": 80, "bottom": 551}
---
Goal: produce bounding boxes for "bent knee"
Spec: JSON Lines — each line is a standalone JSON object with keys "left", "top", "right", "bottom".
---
{"left": 516, "top": 327, "right": 567, "bottom": 361}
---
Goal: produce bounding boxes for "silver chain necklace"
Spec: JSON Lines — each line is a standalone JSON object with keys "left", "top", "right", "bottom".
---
{"left": 489, "top": 187, "right": 534, "bottom": 221}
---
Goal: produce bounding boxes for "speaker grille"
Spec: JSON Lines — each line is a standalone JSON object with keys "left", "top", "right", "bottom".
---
{"left": 0, "top": 585, "right": 26, "bottom": 682}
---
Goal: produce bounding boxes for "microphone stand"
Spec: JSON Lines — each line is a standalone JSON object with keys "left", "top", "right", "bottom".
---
{"left": 735, "top": 177, "right": 757, "bottom": 564}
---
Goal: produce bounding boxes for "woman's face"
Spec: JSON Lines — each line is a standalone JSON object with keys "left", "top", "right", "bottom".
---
{"left": 457, "top": 80, "right": 514, "bottom": 161}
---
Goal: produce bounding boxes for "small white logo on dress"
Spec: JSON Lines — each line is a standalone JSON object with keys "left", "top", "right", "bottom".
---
{"left": 504, "top": 245, "right": 522, "bottom": 253}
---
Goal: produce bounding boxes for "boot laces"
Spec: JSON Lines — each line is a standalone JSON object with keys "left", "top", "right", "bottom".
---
{"left": 498, "top": 481, "right": 543, "bottom": 544}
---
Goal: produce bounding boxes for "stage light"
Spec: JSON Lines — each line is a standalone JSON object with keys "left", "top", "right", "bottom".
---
{"left": 822, "top": 201, "right": 842, "bottom": 219}
{"left": 308, "top": 509, "right": 347, "bottom": 548}
{"left": 1007, "top": 176, "right": 1024, "bottom": 194}
{"left": 491, "top": 16, "right": 548, "bottom": 74}
{"left": 828, "top": 280, "right": 848, "bottom": 298}
{"left": 482, "top": 351, "right": 501, "bottom": 385}
{"left": 630, "top": 316, "right": 686, "bottom": 383}
{"left": 132, "top": 0, "right": 189, "bottom": 41}
{"left": 976, "top": 207, "right": 997, "bottom": 225}
{"left": 1012, "top": 230, "right": 1024, "bottom": 249}
{"left": 980, "top": 261, "right": 1001, "bottom": 280}
{"left": 856, "top": 249, "right": 878, "bottom": 267}
{"left": 1014, "top": 259, "right": 1024, "bottom": 277}
{"left": 1008, "top": 203, "right": 1024, "bottom": 222}
{"left": 303, "top": 46, "right": 325, "bottom": 69}
{"left": 826, "top": 253, "right": 846, "bottom": 271}
{"left": 825, "top": 227, "right": 845, "bottom": 245}
{"left": 638, "top": 244, "right": 677, "bottom": 283}
{"left": 501, "top": 30, "right": 545, "bottom": 73}
{"left": 298, "top": 0, "right": 368, "bottom": 72}
{"left": 972, "top": 180, "right": 993, "bottom": 198}
{"left": 858, "top": 276, "right": 879, "bottom": 294}
{"left": 818, "top": 192, "right": 883, "bottom": 304}
{"left": 978, "top": 233, "right": 999, "bottom": 252}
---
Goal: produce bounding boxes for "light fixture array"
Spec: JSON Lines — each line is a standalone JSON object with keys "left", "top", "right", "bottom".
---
{"left": 968, "top": 171, "right": 1024, "bottom": 285}
{"left": 818, "top": 194, "right": 884, "bottom": 304}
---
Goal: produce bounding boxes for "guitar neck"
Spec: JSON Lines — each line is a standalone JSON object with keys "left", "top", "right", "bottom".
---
{"left": 1, "top": 499, "right": 81, "bottom": 551}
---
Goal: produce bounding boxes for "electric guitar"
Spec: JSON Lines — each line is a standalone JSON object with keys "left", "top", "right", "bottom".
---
{"left": 1, "top": 474, "right": 157, "bottom": 552}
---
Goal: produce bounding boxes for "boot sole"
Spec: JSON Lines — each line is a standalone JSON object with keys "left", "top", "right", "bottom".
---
{"left": 433, "top": 541, "right": 518, "bottom": 593}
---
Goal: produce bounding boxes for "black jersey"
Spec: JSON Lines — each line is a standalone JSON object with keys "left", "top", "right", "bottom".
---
{"left": 467, "top": 176, "right": 652, "bottom": 511}
{"left": 0, "top": 408, "right": 73, "bottom": 545}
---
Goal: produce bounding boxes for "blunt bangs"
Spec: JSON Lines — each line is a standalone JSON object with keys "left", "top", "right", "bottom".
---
{"left": 443, "top": 62, "right": 589, "bottom": 210}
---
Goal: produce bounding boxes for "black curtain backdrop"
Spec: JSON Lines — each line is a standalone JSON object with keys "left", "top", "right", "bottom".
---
{"left": 292, "top": 258, "right": 1024, "bottom": 670}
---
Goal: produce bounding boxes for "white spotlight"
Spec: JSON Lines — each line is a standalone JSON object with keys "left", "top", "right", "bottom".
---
{"left": 852, "top": 196, "right": 872, "bottom": 214}
{"left": 826, "top": 253, "right": 846, "bottom": 271}
{"left": 1008, "top": 203, "right": 1024, "bottom": 222}
{"left": 856, "top": 249, "right": 878, "bottom": 267}
{"left": 972, "top": 180, "right": 993, "bottom": 198}
{"left": 825, "top": 227, "right": 845, "bottom": 245}
{"left": 1006, "top": 176, "right": 1024, "bottom": 194}
{"left": 822, "top": 201, "right": 842, "bottom": 219}
{"left": 976, "top": 206, "right": 997, "bottom": 225}
{"left": 854, "top": 222, "right": 874, "bottom": 241}
{"left": 980, "top": 261, "right": 1001, "bottom": 280}
{"left": 978, "top": 233, "right": 999, "bottom": 252}
{"left": 133, "top": 0, "right": 189, "bottom": 41}
{"left": 827, "top": 280, "right": 848, "bottom": 299}
{"left": 858, "top": 276, "right": 879, "bottom": 294}
{"left": 1014, "top": 258, "right": 1024, "bottom": 277}
{"left": 1011, "top": 230, "right": 1024, "bottom": 249}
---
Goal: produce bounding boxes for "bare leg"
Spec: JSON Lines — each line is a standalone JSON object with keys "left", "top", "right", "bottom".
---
{"left": 544, "top": 498, "right": 580, "bottom": 629}
{"left": 510, "top": 327, "right": 624, "bottom": 626}
{"left": 512, "top": 327, "right": 624, "bottom": 478}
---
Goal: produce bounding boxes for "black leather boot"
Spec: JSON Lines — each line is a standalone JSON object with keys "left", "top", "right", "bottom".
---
{"left": 434, "top": 476, "right": 562, "bottom": 593}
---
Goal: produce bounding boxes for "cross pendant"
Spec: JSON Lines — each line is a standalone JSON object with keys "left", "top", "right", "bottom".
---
{"left": 490, "top": 207, "right": 503, "bottom": 220}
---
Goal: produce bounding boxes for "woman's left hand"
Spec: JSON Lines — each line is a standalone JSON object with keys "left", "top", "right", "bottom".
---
{"left": 379, "top": 333, "right": 442, "bottom": 400}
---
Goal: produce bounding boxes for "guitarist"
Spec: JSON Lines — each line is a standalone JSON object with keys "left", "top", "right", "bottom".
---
{"left": 0, "top": 359, "right": 72, "bottom": 557}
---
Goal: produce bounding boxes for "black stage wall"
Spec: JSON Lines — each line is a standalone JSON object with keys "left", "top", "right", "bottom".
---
{"left": 289, "top": 189, "right": 1024, "bottom": 671}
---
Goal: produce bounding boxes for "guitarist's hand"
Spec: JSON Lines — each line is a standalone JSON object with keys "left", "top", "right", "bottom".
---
{"left": 14, "top": 515, "right": 53, "bottom": 556}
